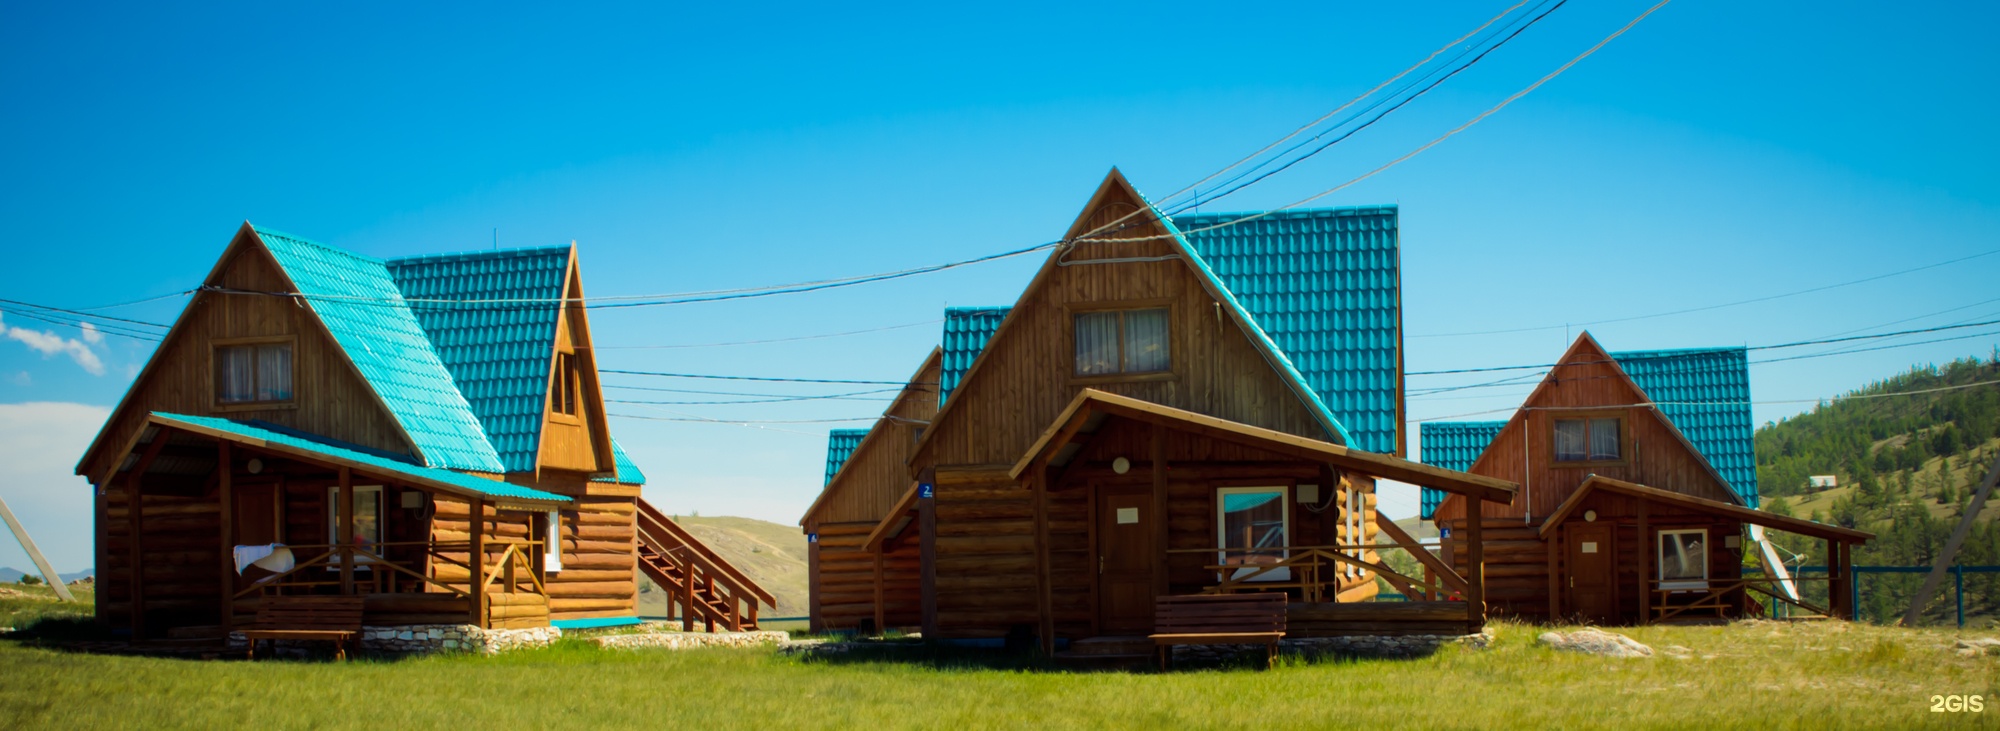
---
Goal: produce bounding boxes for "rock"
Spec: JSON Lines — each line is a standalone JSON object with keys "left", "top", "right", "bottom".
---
{"left": 1536, "top": 628, "right": 1653, "bottom": 658}
{"left": 1663, "top": 645, "right": 1693, "bottom": 660}
{"left": 1953, "top": 638, "right": 2000, "bottom": 656}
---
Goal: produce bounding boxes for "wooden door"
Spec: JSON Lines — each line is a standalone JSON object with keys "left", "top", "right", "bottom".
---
{"left": 233, "top": 483, "right": 281, "bottom": 590}
{"left": 1564, "top": 523, "right": 1617, "bottom": 623}
{"left": 1096, "top": 490, "right": 1156, "bottom": 634}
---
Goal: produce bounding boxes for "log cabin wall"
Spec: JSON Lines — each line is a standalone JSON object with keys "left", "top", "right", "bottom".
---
{"left": 80, "top": 237, "right": 416, "bottom": 484}
{"left": 810, "top": 521, "right": 921, "bottom": 630}
{"left": 928, "top": 420, "right": 1382, "bottom": 639}
{"left": 101, "top": 486, "right": 222, "bottom": 633}
{"left": 915, "top": 184, "right": 1330, "bottom": 473}
{"left": 436, "top": 471, "right": 640, "bottom": 621}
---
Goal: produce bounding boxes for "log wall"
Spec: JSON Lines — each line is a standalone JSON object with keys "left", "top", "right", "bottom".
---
{"left": 810, "top": 521, "right": 922, "bottom": 631}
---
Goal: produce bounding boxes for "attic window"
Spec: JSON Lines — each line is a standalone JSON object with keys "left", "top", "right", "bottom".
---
{"left": 214, "top": 340, "right": 293, "bottom": 405}
{"left": 1074, "top": 308, "right": 1169, "bottom": 377}
{"left": 552, "top": 352, "right": 580, "bottom": 416}
{"left": 1554, "top": 417, "right": 1621, "bottom": 463}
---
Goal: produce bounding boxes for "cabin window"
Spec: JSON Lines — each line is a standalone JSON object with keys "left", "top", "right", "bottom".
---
{"left": 1216, "top": 486, "right": 1290, "bottom": 581}
{"left": 214, "top": 342, "right": 293, "bottom": 405}
{"left": 1554, "top": 417, "right": 1621, "bottom": 462}
{"left": 1658, "top": 529, "right": 1708, "bottom": 591}
{"left": 1074, "top": 308, "right": 1170, "bottom": 377}
{"left": 326, "top": 485, "right": 383, "bottom": 568}
{"left": 543, "top": 510, "right": 564, "bottom": 572}
{"left": 551, "top": 352, "right": 581, "bottom": 416}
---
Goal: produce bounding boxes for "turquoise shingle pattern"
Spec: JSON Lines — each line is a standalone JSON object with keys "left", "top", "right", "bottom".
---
{"left": 1611, "top": 348, "right": 1758, "bottom": 508}
{"left": 254, "top": 227, "right": 505, "bottom": 473}
{"left": 1418, "top": 421, "right": 1506, "bottom": 519}
{"left": 384, "top": 246, "right": 570, "bottom": 474}
{"left": 1172, "top": 208, "right": 1398, "bottom": 452}
{"left": 593, "top": 440, "right": 648, "bottom": 485}
{"left": 154, "top": 413, "right": 566, "bottom": 503}
{"left": 824, "top": 429, "right": 869, "bottom": 486}
{"left": 939, "top": 308, "right": 1011, "bottom": 406}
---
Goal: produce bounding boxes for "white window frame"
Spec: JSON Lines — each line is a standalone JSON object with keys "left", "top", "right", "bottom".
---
{"left": 1345, "top": 488, "right": 1362, "bottom": 579}
{"left": 544, "top": 510, "right": 564, "bottom": 572}
{"left": 1657, "top": 528, "right": 1709, "bottom": 591}
{"left": 1216, "top": 486, "right": 1291, "bottom": 582}
{"left": 326, "top": 484, "right": 384, "bottom": 569}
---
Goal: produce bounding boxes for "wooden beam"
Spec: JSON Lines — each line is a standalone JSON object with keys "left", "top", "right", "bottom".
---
{"left": 1902, "top": 454, "right": 1999, "bottom": 626}
{"left": 872, "top": 549, "right": 886, "bottom": 636}
{"left": 1373, "top": 511, "right": 1467, "bottom": 595}
{"left": 860, "top": 482, "right": 921, "bottom": 553}
{"left": 1151, "top": 424, "right": 1168, "bottom": 598}
{"left": 469, "top": 498, "right": 486, "bottom": 627}
{"left": 0, "top": 494, "right": 73, "bottom": 602}
{"left": 337, "top": 466, "right": 355, "bottom": 596}
{"left": 1033, "top": 464, "right": 1054, "bottom": 656}
{"left": 1637, "top": 501, "right": 1651, "bottom": 625}
{"left": 1465, "top": 513, "right": 1484, "bottom": 632}
{"left": 125, "top": 427, "right": 170, "bottom": 640}
{"left": 918, "top": 473, "right": 938, "bottom": 639}
{"left": 217, "top": 442, "right": 234, "bottom": 633}
{"left": 1546, "top": 525, "right": 1560, "bottom": 621}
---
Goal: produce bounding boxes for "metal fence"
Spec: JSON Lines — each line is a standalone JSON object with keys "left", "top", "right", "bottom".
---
{"left": 1752, "top": 565, "right": 2000, "bottom": 627}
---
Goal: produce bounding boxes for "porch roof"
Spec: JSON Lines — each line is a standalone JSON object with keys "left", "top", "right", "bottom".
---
{"left": 1538, "top": 475, "right": 1871, "bottom": 543}
{"left": 148, "top": 412, "right": 571, "bottom": 509}
{"left": 1007, "top": 389, "right": 1517, "bottom": 505}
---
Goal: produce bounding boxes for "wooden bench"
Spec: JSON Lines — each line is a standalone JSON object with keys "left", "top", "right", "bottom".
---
{"left": 240, "top": 595, "right": 365, "bottom": 660}
{"left": 1148, "top": 593, "right": 1287, "bottom": 670}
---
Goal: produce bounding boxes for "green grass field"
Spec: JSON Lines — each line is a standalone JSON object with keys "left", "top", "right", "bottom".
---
{"left": 2, "top": 598, "right": 1995, "bottom": 731}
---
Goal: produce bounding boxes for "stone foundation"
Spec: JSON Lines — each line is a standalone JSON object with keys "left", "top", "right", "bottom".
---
{"left": 595, "top": 630, "right": 789, "bottom": 651}
{"left": 227, "top": 624, "right": 561, "bottom": 657}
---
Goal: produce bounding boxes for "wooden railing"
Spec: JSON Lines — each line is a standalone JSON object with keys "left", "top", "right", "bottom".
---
{"left": 634, "top": 499, "right": 774, "bottom": 631}
{"left": 231, "top": 539, "right": 549, "bottom": 627}
{"left": 1647, "top": 575, "right": 1835, "bottom": 624}
{"left": 1167, "top": 541, "right": 1468, "bottom": 604}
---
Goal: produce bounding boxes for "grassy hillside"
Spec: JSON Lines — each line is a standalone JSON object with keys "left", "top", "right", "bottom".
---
{"left": 1752, "top": 353, "right": 2000, "bottom": 625}
{"left": 638, "top": 515, "right": 809, "bottom": 618}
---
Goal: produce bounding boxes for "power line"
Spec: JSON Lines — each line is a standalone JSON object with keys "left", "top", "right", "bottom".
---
{"left": 589, "top": 319, "right": 941, "bottom": 350}
{"left": 1078, "top": 0, "right": 1679, "bottom": 245}
{"left": 0, "top": 306, "right": 166, "bottom": 343}
{"left": 608, "top": 412, "right": 879, "bottom": 424}
{"left": 607, "top": 387, "right": 903, "bottom": 405}
{"left": 1411, "top": 247, "right": 2000, "bottom": 339}
{"left": 71, "top": 289, "right": 197, "bottom": 312}
{"left": 1406, "top": 318, "right": 2000, "bottom": 376}
{"left": 0, "top": 298, "right": 171, "bottom": 329}
{"left": 599, "top": 368, "right": 935, "bottom": 386}
{"left": 602, "top": 383, "right": 922, "bottom": 398}
{"left": 1410, "top": 377, "right": 2000, "bottom": 423}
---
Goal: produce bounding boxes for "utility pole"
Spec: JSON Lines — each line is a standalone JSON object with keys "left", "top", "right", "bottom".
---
{"left": 0, "top": 493, "right": 75, "bottom": 602}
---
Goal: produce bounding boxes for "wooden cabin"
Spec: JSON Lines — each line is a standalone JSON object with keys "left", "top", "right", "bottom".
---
{"left": 803, "top": 170, "right": 1519, "bottom": 651}
{"left": 1422, "top": 333, "right": 1871, "bottom": 624}
{"left": 75, "top": 224, "right": 768, "bottom": 640}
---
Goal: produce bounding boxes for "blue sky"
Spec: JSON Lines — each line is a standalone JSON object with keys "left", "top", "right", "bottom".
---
{"left": 2, "top": 1, "right": 1997, "bottom": 573}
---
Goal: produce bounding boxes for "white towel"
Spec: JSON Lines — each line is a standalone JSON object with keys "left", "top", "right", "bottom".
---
{"left": 233, "top": 543, "right": 294, "bottom": 575}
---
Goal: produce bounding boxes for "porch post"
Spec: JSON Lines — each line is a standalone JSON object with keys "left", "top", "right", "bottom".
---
{"left": 337, "top": 467, "right": 355, "bottom": 595}
{"left": 126, "top": 463, "right": 144, "bottom": 640}
{"left": 1545, "top": 525, "right": 1560, "bottom": 621}
{"left": 1034, "top": 462, "right": 1054, "bottom": 656}
{"left": 469, "top": 498, "right": 486, "bottom": 627}
{"left": 217, "top": 442, "right": 234, "bottom": 634}
{"left": 1465, "top": 508, "right": 1484, "bottom": 632}
{"left": 1151, "top": 425, "right": 1168, "bottom": 598}
{"left": 872, "top": 548, "right": 886, "bottom": 635}
{"left": 1637, "top": 501, "right": 1651, "bottom": 625}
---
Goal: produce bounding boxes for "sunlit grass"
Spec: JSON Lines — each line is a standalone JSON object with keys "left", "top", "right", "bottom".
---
{"left": 1, "top": 618, "right": 1994, "bottom": 730}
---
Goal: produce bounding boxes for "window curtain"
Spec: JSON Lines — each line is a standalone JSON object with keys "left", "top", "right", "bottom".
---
{"left": 1588, "top": 418, "right": 1620, "bottom": 461}
{"left": 216, "top": 346, "right": 255, "bottom": 403}
{"left": 1073, "top": 312, "right": 1119, "bottom": 376}
{"left": 256, "top": 344, "right": 292, "bottom": 401}
{"left": 1122, "top": 308, "right": 1169, "bottom": 372}
{"left": 1553, "top": 419, "right": 1586, "bottom": 461}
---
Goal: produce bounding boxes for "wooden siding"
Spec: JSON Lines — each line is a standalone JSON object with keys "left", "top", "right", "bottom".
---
{"left": 930, "top": 418, "right": 1381, "bottom": 639}
{"left": 446, "top": 470, "right": 640, "bottom": 620}
{"left": 1442, "top": 503, "right": 1744, "bottom": 623}
{"left": 804, "top": 352, "right": 941, "bottom": 529}
{"left": 80, "top": 234, "right": 415, "bottom": 483}
{"left": 810, "top": 521, "right": 922, "bottom": 631}
{"left": 537, "top": 255, "right": 613, "bottom": 474}
{"left": 916, "top": 182, "right": 1328, "bottom": 472}
{"left": 1434, "top": 337, "right": 1736, "bottom": 524}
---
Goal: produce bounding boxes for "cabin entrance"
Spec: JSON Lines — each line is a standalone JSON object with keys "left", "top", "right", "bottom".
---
{"left": 1564, "top": 523, "right": 1617, "bottom": 623}
{"left": 1095, "top": 488, "right": 1156, "bottom": 634}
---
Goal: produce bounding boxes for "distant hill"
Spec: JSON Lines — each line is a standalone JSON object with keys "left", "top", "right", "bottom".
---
{"left": 0, "top": 568, "right": 93, "bottom": 584}
{"left": 638, "top": 515, "right": 809, "bottom": 619}
{"left": 1751, "top": 353, "right": 2000, "bottom": 624}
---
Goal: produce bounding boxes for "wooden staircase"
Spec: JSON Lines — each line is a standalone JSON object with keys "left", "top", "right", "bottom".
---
{"left": 635, "top": 498, "right": 775, "bottom": 632}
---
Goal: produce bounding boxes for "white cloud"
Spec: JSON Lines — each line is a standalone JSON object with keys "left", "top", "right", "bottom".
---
{"left": 0, "top": 311, "right": 107, "bottom": 375}
{"left": 9, "top": 372, "right": 27, "bottom": 386}
{"left": 0, "top": 402, "right": 110, "bottom": 574}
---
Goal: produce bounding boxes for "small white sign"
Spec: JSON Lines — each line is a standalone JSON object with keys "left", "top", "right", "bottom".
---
{"left": 1581, "top": 542, "right": 1598, "bottom": 554}
{"left": 1116, "top": 507, "right": 1139, "bottom": 524}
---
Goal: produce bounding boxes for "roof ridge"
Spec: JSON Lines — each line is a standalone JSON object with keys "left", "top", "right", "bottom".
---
{"left": 1610, "top": 346, "right": 1748, "bottom": 357}
{"left": 250, "top": 225, "right": 386, "bottom": 265}
{"left": 1171, "top": 205, "right": 1398, "bottom": 221}
{"left": 385, "top": 245, "right": 573, "bottom": 266}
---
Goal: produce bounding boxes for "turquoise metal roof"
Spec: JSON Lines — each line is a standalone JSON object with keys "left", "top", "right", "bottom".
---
{"left": 153, "top": 412, "right": 566, "bottom": 503}
{"left": 593, "top": 439, "right": 648, "bottom": 486}
{"left": 939, "top": 308, "right": 1010, "bottom": 406}
{"left": 1418, "top": 421, "right": 1506, "bottom": 519}
{"left": 1612, "top": 348, "right": 1758, "bottom": 508}
{"left": 385, "top": 246, "right": 570, "bottom": 473}
{"left": 1172, "top": 208, "right": 1400, "bottom": 454}
{"left": 824, "top": 429, "right": 868, "bottom": 486}
{"left": 254, "top": 227, "right": 506, "bottom": 473}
